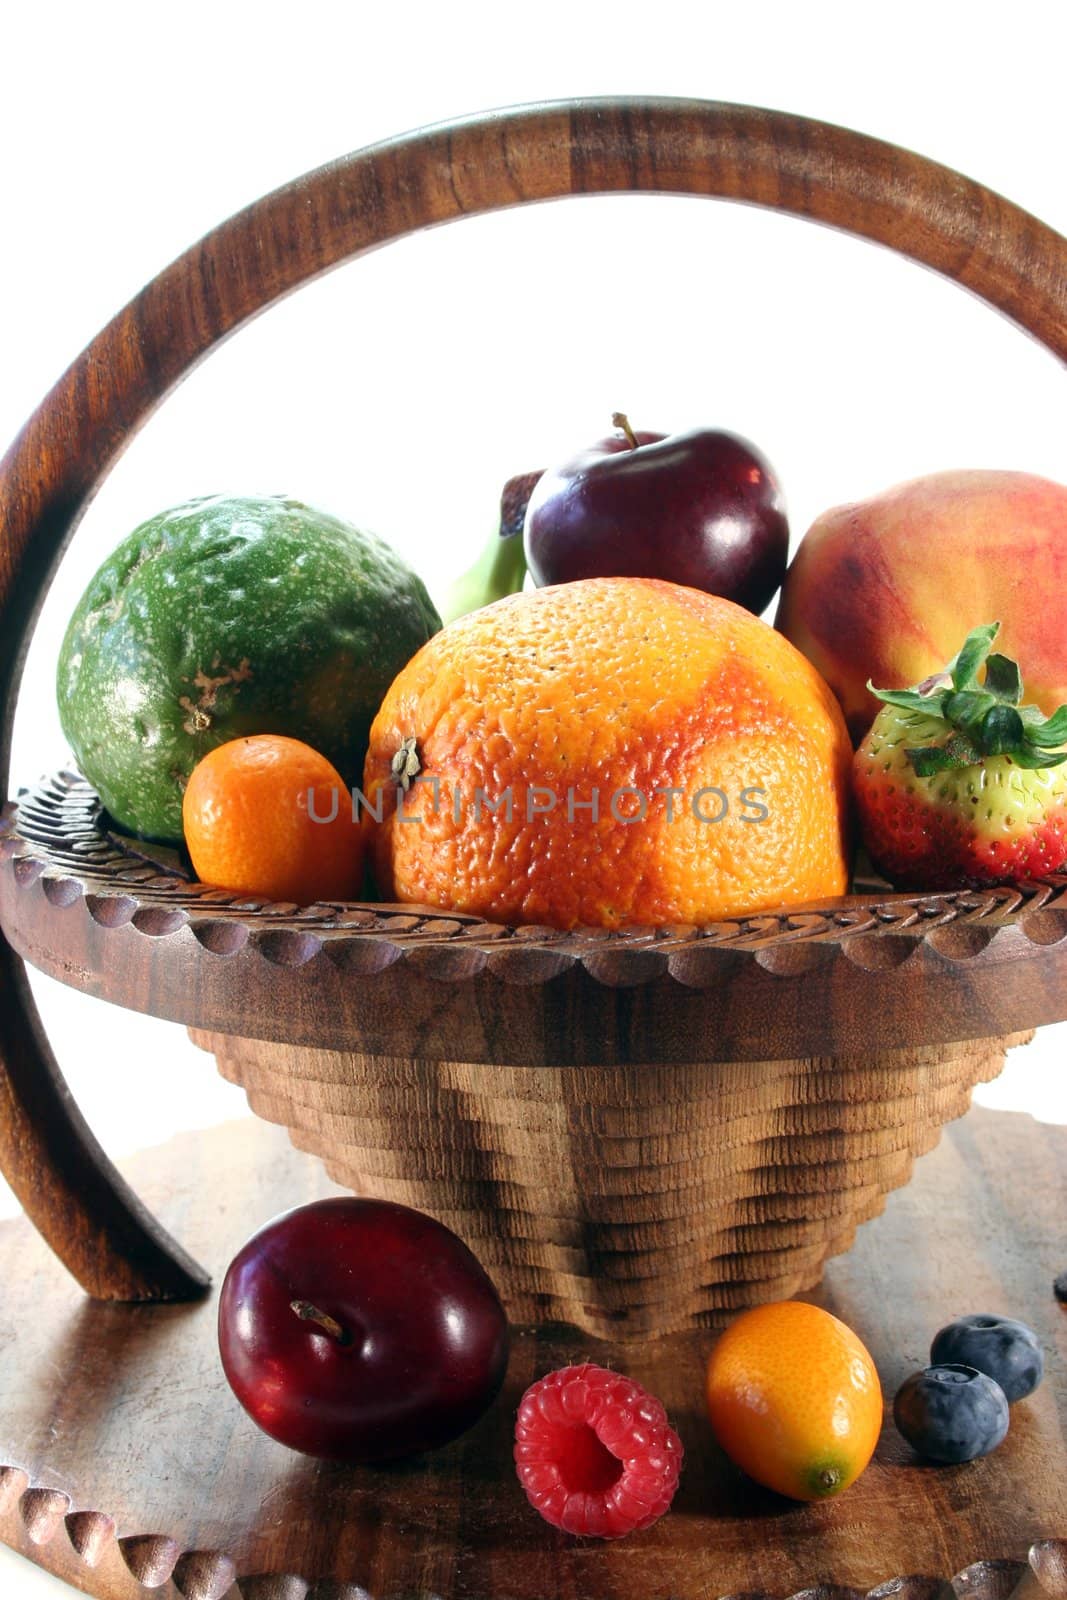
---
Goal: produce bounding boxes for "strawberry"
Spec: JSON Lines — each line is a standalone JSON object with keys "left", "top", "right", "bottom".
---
{"left": 853, "top": 622, "right": 1067, "bottom": 890}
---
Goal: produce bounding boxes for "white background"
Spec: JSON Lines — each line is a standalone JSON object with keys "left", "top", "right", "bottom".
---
{"left": 2, "top": 3, "right": 1066, "bottom": 1594}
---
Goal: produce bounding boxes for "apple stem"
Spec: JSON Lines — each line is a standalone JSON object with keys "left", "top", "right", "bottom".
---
{"left": 611, "top": 411, "right": 640, "bottom": 450}
{"left": 290, "top": 1299, "right": 351, "bottom": 1345}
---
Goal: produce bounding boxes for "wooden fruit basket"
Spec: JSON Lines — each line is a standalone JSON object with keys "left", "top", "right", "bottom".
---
{"left": 0, "top": 98, "right": 1065, "bottom": 1598}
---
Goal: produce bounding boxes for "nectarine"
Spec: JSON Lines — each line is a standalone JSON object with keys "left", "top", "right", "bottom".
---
{"left": 776, "top": 470, "right": 1067, "bottom": 743}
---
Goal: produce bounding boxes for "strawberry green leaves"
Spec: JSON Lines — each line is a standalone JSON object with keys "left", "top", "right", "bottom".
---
{"left": 906, "top": 735, "right": 980, "bottom": 776}
{"left": 983, "top": 653, "right": 1023, "bottom": 705}
{"left": 867, "top": 622, "right": 1067, "bottom": 776}
{"left": 866, "top": 686, "right": 946, "bottom": 716}
{"left": 1025, "top": 704, "right": 1067, "bottom": 746}
{"left": 949, "top": 622, "right": 1001, "bottom": 695}
{"left": 980, "top": 705, "right": 1025, "bottom": 755}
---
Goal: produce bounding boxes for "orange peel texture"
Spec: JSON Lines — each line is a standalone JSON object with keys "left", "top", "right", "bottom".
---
{"left": 364, "top": 578, "right": 851, "bottom": 929}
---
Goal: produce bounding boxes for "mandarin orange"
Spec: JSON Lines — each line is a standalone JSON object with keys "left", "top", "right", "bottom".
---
{"left": 183, "top": 735, "right": 363, "bottom": 905}
{"left": 706, "top": 1301, "right": 883, "bottom": 1501}
{"left": 363, "top": 577, "right": 850, "bottom": 928}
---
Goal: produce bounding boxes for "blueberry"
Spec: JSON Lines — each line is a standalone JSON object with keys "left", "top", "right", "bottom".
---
{"left": 930, "top": 1314, "right": 1043, "bottom": 1402}
{"left": 893, "top": 1365, "right": 1009, "bottom": 1463}
{"left": 1055, "top": 1271, "right": 1067, "bottom": 1305}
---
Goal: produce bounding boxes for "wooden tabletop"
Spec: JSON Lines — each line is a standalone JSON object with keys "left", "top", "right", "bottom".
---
{"left": 0, "top": 1104, "right": 1064, "bottom": 1600}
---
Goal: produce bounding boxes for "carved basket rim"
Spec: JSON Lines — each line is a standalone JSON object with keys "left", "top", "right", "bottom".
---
{"left": 5, "top": 769, "right": 1067, "bottom": 979}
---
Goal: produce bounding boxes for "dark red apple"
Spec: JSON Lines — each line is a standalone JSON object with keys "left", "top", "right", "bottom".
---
{"left": 218, "top": 1197, "right": 509, "bottom": 1462}
{"left": 523, "top": 413, "right": 789, "bottom": 614}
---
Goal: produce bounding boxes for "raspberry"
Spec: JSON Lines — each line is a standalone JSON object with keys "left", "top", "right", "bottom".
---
{"left": 514, "top": 1363, "right": 683, "bottom": 1538}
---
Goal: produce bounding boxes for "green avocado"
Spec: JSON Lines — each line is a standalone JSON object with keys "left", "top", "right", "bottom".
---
{"left": 57, "top": 494, "right": 441, "bottom": 843}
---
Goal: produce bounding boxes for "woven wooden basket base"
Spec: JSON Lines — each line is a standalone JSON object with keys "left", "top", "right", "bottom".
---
{"left": 192, "top": 1028, "right": 1025, "bottom": 1338}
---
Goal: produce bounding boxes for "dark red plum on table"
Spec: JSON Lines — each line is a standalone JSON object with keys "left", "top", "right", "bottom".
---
{"left": 523, "top": 417, "right": 789, "bottom": 614}
{"left": 218, "top": 1197, "right": 510, "bottom": 1462}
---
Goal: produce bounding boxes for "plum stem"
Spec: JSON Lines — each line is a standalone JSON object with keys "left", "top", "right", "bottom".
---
{"left": 290, "top": 1299, "right": 351, "bottom": 1345}
{"left": 611, "top": 411, "right": 640, "bottom": 450}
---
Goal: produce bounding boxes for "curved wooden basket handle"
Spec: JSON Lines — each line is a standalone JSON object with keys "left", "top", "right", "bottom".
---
{"left": 1, "top": 98, "right": 1065, "bottom": 1301}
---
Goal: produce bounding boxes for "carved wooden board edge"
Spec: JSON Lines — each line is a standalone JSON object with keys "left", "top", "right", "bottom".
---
{"left": 4, "top": 772, "right": 1067, "bottom": 992}
{"left": 1, "top": 1461, "right": 1065, "bottom": 1600}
